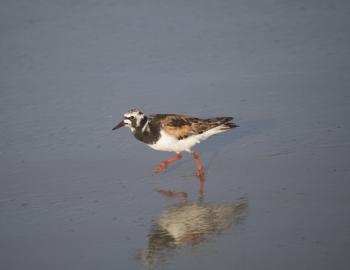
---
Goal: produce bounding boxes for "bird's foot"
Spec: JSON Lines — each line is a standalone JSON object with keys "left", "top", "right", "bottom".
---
{"left": 152, "top": 153, "right": 182, "bottom": 175}
{"left": 156, "top": 189, "right": 188, "bottom": 200}
{"left": 153, "top": 162, "right": 168, "bottom": 174}
{"left": 196, "top": 168, "right": 205, "bottom": 178}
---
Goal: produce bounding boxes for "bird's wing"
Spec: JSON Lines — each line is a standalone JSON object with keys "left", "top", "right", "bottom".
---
{"left": 149, "top": 114, "right": 235, "bottom": 140}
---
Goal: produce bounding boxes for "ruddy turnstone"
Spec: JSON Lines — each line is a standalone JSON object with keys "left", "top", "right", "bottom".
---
{"left": 112, "top": 108, "right": 238, "bottom": 177}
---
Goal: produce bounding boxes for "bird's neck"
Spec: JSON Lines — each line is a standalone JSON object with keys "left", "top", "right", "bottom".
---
{"left": 133, "top": 116, "right": 160, "bottom": 144}
{"left": 134, "top": 116, "right": 149, "bottom": 133}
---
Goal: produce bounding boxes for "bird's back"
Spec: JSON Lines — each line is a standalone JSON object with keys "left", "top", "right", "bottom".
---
{"left": 148, "top": 114, "right": 238, "bottom": 140}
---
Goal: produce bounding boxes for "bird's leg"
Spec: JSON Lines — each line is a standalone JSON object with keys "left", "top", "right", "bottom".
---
{"left": 153, "top": 153, "right": 182, "bottom": 174}
{"left": 192, "top": 151, "right": 205, "bottom": 177}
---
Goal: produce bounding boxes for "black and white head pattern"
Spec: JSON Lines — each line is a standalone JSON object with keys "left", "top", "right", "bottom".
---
{"left": 123, "top": 108, "right": 147, "bottom": 132}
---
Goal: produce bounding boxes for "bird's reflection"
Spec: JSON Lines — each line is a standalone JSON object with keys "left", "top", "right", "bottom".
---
{"left": 141, "top": 176, "right": 247, "bottom": 268}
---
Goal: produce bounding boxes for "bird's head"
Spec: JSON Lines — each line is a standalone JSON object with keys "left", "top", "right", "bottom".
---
{"left": 112, "top": 108, "right": 146, "bottom": 131}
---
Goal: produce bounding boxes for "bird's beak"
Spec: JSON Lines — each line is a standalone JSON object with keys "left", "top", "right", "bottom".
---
{"left": 112, "top": 120, "right": 125, "bottom": 130}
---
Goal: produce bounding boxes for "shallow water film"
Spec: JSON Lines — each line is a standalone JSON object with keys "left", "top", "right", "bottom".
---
{"left": 1, "top": 1, "right": 350, "bottom": 269}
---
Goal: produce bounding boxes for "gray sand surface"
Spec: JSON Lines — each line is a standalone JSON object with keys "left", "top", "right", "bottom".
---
{"left": 1, "top": 1, "right": 350, "bottom": 269}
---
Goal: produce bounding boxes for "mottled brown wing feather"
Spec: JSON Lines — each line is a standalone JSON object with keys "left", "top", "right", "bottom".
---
{"left": 149, "top": 114, "right": 235, "bottom": 140}
{"left": 163, "top": 124, "right": 196, "bottom": 139}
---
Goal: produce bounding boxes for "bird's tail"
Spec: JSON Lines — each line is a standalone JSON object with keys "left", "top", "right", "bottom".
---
{"left": 207, "top": 117, "right": 239, "bottom": 130}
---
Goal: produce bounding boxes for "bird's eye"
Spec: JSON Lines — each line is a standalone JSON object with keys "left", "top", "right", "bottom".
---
{"left": 129, "top": 116, "right": 135, "bottom": 120}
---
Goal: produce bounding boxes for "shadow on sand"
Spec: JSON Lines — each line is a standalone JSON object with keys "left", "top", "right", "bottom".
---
{"left": 140, "top": 176, "right": 247, "bottom": 269}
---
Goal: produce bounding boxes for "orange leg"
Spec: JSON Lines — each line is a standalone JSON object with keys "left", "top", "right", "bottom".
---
{"left": 192, "top": 151, "right": 205, "bottom": 177}
{"left": 153, "top": 153, "right": 182, "bottom": 174}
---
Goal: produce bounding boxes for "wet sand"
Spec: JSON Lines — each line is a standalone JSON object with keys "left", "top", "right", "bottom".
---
{"left": 1, "top": 1, "right": 350, "bottom": 269}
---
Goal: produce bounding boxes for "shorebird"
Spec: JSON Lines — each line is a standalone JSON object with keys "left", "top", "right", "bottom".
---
{"left": 112, "top": 108, "right": 238, "bottom": 177}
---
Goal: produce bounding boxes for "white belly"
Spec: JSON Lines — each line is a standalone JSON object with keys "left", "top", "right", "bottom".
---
{"left": 148, "top": 126, "right": 229, "bottom": 153}
{"left": 148, "top": 130, "right": 200, "bottom": 152}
